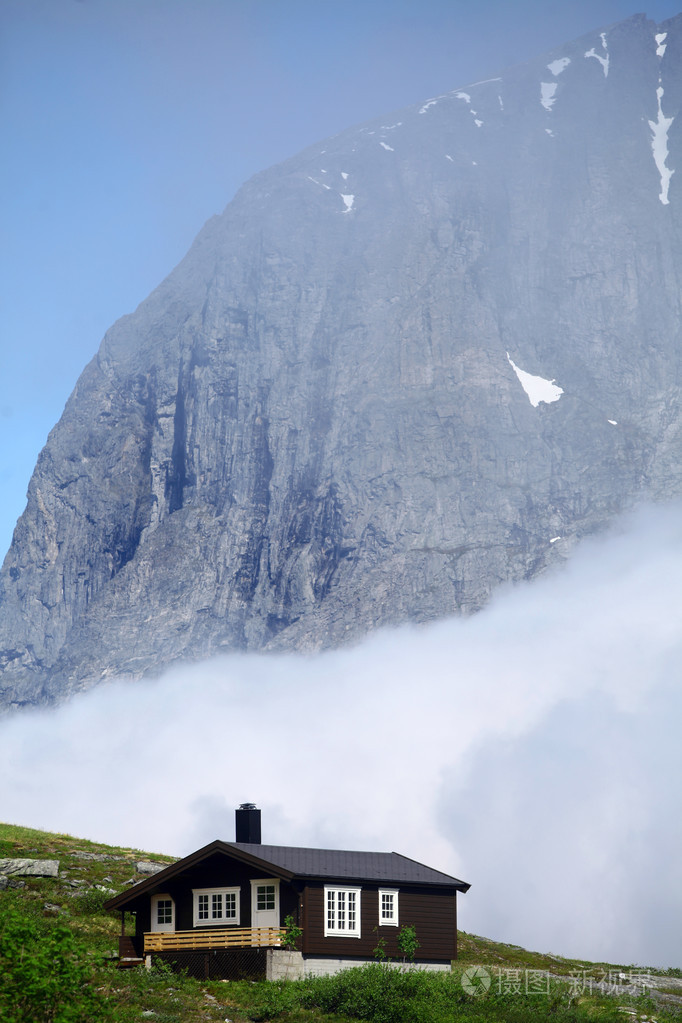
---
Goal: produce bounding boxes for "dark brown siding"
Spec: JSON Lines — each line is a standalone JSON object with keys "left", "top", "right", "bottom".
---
{"left": 280, "top": 882, "right": 301, "bottom": 927}
{"left": 302, "top": 883, "right": 458, "bottom": 962}
{"left": 134, "top": 852, "right": 297, "bottom": 937}
{"left": 135, "top": 902, "right": 151, "bottom": 954}
{"left": 399, "top": 890, "right": 457, "bottom": 961}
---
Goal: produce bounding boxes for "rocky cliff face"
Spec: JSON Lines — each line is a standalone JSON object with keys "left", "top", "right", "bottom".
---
{"left": 1, "top": 13, "right": 681, "bottom": 709}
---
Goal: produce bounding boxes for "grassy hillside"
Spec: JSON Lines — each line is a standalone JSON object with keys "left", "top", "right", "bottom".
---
{"left": 1, "top": 822, "right": 679, "bottom": 1023}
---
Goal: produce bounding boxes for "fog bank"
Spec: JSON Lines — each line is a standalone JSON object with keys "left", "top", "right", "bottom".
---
{"left": 1, "top": 502, "right": 680, "bottom": 967}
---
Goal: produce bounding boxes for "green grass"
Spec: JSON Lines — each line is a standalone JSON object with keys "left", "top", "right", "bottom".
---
{"left": 1, "top": 822, "right": 679, "bottom": 1023}
{"left": 458, "top": 931, "right": 635, "bottom": 977}
{"left": 225, "top": 965, "right": 671, "bottom": 1023}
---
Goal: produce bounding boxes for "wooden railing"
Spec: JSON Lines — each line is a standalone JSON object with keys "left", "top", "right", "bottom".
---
{"left": 144, "top": 926, "right": 284, "bottom": 953}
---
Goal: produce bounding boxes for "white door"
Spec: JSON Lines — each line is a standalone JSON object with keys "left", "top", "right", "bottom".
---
{"left": 150, "top": 894, "right": 175, "bottom": 932}
{"left": 250, "top": 879, "right": 279, "bottom": 929}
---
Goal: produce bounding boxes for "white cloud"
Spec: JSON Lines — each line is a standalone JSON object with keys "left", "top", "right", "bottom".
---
{"left": 0, "top": 502, "right": 680, "bottom": 967}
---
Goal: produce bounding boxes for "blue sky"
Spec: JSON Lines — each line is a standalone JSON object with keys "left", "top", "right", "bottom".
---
{"left": 1, "top": 0, "right": 680, "bottom": 558}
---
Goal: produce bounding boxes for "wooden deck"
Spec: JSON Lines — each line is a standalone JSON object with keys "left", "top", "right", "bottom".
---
{"left": 144, "top": 926, "right": 285, "bottom": 952}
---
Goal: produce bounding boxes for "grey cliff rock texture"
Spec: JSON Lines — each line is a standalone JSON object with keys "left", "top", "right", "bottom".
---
{"left": 0, "top": 859, "right": 60, "bottom": 877}
{"left": 1, "top": 13, "right": 681, "bottom": 709}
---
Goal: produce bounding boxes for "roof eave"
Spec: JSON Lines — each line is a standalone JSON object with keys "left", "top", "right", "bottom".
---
{"left": 291, "top": 872, "right": 470, "bottom": 891}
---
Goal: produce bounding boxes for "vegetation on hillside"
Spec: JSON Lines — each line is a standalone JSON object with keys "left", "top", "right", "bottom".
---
{"left": 0, "top": 822, "right": 679, "bottom": 1023}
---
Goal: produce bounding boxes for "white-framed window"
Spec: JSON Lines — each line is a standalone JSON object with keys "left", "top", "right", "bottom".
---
{"left": 151, "top": 893, "right": 175, "bottom": 932}
{"left": 324, "top": 886, "right": 361, "bottom": 937}
{"left": 256, "top": 884, "right": 276, "bottom": 911}
{"left": 192, "top": 887, "right": 240, "bottom": 927}
{"left": 378, "top": 889, "right": 399, "bottom": 926}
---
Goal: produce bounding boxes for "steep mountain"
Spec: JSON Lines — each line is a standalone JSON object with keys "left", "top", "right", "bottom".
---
{"left": 1, "top": 13, "right": 681, "bottom": 709}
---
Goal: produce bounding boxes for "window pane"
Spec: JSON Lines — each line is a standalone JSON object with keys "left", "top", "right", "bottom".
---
{"left": 157, "top": 899, "right": 172, "bottom": 924}
{"left": 257, "top": 884, "right": 275, "bottom": 910}
{"left": 225, "top": 892, "right": 236, "bottom": 918}
{"left": 212, "top": 893, "right": 223, "bottom": 919}
{"left": 198, "top": 894, "right": 209, "bottom": 920}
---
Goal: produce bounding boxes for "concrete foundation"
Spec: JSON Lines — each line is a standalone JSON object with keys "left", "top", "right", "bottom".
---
{"left": 266, "top": 949, "right": 304, "bottom": 981}
{"left": 302, "top": 958, "right": 452, "bottom": 977}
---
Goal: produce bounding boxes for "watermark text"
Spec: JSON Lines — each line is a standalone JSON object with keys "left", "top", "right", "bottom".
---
{"left": 460, "top": 966, "right": 654, "bottom": 998}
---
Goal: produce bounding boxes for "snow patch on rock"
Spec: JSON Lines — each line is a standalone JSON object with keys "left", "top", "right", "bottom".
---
{"left": 585, "top": 33, "right": 609, "bottom": 77}
{"left": 541, "top": 82, "right": 558, "bottom": 111}
{"left": 547, "top": 58, "right": 571, "bottom": 76}
{"left": 507, "top": 353, "right": 564, "bottom": 407}
{"left": 308, "top": 175, "right": 331, "bottom": 191}
{"left": 648, "top": 86, "right": 675, "bottom": 205}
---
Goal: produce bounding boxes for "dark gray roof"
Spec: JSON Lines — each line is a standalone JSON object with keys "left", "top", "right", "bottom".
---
{"left": 104, "top": 838, "right": 469, "bottom": 911}
{"left": 229, "top": 843, "right": 469, "bottom": 889}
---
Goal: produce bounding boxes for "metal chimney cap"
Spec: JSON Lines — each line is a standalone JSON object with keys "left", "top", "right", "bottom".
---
{"left": 238, "top": 802, "right": 258, "bottom": 810}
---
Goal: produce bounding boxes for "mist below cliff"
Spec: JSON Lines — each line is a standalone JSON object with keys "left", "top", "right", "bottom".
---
{"left": 1, "top": 500, "right": 679, "bottom": 967}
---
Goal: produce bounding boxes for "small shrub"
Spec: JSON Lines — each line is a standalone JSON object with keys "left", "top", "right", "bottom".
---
{"left": 71, "top": 887, "right": 110, "bottom": 916}
{"left": 242, "top": 979, "right": 302, "bottom": 1020}
{"left": 279, "top": 913, "right": 303, "bottom": 950}
{"left": 297, "top": 963, "right": 437, "bottom": 1023}
{"left": 396, "top": 924, "right": 420, "bottom": 964}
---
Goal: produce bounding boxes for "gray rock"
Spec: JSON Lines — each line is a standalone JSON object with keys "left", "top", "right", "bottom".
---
{"left": 135, "top": 861, "right": 166, "bottom": 875}
{"left": 69, "top": 851, "right": 128, "bottom": 862}
{"left": 0, "top": 875, "right": 8, "bottom": 890}
{"left": 0, "top": 858, "right": 59, "bottom": 877}
{"left": 1, "top": 13, "right": 682, "bottom": 709}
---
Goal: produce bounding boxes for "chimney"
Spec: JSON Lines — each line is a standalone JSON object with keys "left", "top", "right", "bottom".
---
{"left": 235, "top": 802, "right": 261, "bottom": 844}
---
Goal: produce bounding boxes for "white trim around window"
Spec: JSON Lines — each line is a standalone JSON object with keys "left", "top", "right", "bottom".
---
{"left": 378, "top": 889, "right": 399, "bottom": 926}
{"left": 324, "top": 886, "right": 361, "bottom": 937}
{"left": 151, "top": 893, "right": 175, "bottom": 932}
{"left": 192, "top": 886, "right": 241, "bottom": 927}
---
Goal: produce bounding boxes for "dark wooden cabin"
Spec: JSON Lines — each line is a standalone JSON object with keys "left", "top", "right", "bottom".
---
{"left": 104, "top": 804, "right": 470, "bottom": 977}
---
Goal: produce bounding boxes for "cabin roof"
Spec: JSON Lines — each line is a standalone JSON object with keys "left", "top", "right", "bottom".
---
{"left": 230, "top": 843, "right": 470, "bottom": 887}
{"left": 103, "top": 839, "right": 470, "bottom": 911}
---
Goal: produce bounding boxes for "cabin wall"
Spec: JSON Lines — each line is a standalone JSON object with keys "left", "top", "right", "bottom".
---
{"left": 134, "top": 901, "right": 152, "bottom": 955}
{"left": 134, "top": 853, "right": 303, "bottom": 938}
{"left": 170, "top": 854, "right": 266, "bottom": 930}
{"left": 281, "top": 883, "right": 301, "bottom": 926}
{"left": 301, "top": 884, "right": 458, "bottom": 962}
